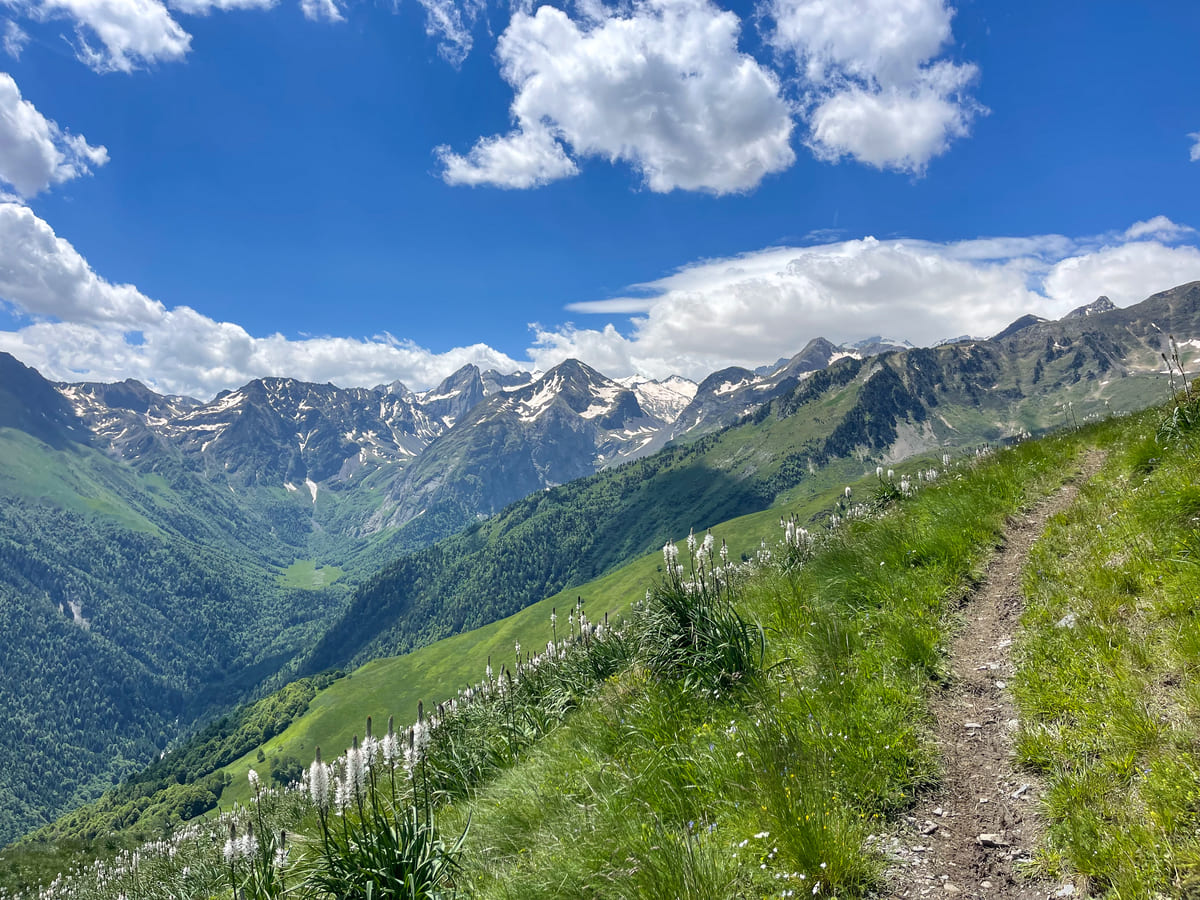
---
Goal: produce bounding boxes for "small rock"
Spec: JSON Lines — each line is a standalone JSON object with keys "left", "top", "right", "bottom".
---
{"left": 943, "top": 884, "right": 961, "bottom": 894}
{"left": 980, "top": 881, "right": 992, "bottom": 889}
{"left": 1011, "top": 783, "right": 1030, "bottom": 798}
{"left": 933, "top": 807, "right": 945, "bottom": 817}
{"left": 1056, "top": 612, "right": 1078, "bottom": 629}
{"left": 920, "top": 822, "right": 939, "bottom": 836}
{"left": 1055, "top": 885, "right": 1075, "bottom": 898}
{"left": 995, "top": 680, "right": 1007, "bottom": 689}
{"left": 977, "top": 833, "right": 1009, "bottom": 848}
{"left": 964, "top": 721, "right": 983, "bottom": 729}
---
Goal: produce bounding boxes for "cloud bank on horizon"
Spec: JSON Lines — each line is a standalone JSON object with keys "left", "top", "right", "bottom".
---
{"left": 0, "top": 200, "right": 1196, "bottom": 399}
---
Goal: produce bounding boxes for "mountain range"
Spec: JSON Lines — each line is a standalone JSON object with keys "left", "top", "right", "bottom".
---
{"left": 31, "top": 332, "right": 904, "bottom": 556}
{"left": 1, "top": 281, "right": 1199, "bottom": 845}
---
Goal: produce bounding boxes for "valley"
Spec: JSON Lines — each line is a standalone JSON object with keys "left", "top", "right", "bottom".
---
{"left": 1, "top": 282, "right": 1199, "bottom": 894}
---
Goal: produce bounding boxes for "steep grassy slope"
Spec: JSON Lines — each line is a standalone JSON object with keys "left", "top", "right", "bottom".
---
{"left": 1012, "top": 392, "right": 1200, "bottom": 896}
{"left": 17, "top": 480, "right": 859, "bottom": 852}
{"left": 4, "top": 408, "right": 1116, "bottom": 899}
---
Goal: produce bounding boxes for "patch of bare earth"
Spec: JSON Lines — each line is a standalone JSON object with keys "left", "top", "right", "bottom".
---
{"left": 879, "top": 452, "right": 1105, "bottom": 900}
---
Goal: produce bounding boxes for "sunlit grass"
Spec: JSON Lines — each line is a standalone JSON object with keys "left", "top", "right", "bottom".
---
{"left": 1014, "top": 400, "right": 1200, "bottom": 897}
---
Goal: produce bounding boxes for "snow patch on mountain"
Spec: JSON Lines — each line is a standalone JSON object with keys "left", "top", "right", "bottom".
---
{"left": 617, "top": 375, "right": 697, "bottom": 423}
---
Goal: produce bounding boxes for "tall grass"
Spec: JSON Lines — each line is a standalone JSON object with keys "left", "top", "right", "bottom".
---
{"left": 1014, "top": 398, "right": 1200, "bottom": 897}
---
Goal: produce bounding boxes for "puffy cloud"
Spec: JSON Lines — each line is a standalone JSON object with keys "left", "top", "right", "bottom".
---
{"left": 3, "top": 20, "right": 29, "bottom": 57}
{"left": 764, "top": 0, "right": 982, "bottom": 173}
{"left": 0, "top": 202, "right": 161, "bottom": 323}
{"left": 0, "top": 316, "right": 524, "bottom": 397}
{"left": 1123, "top": 215, "right": 1195, "bottom": 242}
{"left": 1190, "top": 131, "right": 1200, "bottom": 163}
{"left": 26, "top": 0, "right": 194, "bottom": 71}
{"left": 0, "top": 201, "right": 521, "bottom": 397}
{"left": 807, "top": 61, "right": 979, "bottom": 172}
{"left": 768, "top": 0, "right": 952, "bottom": 86}
{"left": 438, "top": 123, "right": 579, "bottom": 189}
{"left": 438, "top": 0, "right": 795, "bottom": 194}
{"left": 1043, "top": 242, "right": 1200, "bottom": 312}
{"left": 0, "top": 74, "right": 109, "bottom": 197}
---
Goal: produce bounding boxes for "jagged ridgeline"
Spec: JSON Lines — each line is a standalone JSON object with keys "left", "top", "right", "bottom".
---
{"left": 0, "top": 281, "right": 1198, "bottom": 854}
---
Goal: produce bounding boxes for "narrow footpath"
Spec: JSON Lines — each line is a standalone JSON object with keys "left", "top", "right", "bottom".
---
{"left": 882, "top": 452, "right": 1105, "bottom": 900}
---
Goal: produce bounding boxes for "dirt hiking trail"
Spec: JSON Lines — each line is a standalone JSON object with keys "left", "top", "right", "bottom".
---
{"left": 881, "top": 451, "right": 1105, "bottom": 900}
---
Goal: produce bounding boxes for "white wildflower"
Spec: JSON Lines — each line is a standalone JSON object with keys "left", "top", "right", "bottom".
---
{"left": 308, "top": 750, "right": 331, "bottom": 812}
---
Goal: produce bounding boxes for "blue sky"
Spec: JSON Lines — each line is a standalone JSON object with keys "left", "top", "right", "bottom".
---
{"left": 0, "top": 0, "right": 1197, "bottom": 397}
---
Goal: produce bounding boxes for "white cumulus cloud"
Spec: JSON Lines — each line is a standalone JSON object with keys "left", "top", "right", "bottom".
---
{"left": 439, "top": 0, "right": 795, "bottom": 194}
{"left": 0, "top": 73, "right": 109, "bottom": 197}
{"left": 438, "top": 123, "right": 579, "bottom": 189}
{"left": 0, "top": 201, "right": 162, "bottom": 323}
{"left": 764, "top": 0, "right": 982, "bottom": 173}
{"left": 1190, "top": 131, "right": 1200, "bottom": 162}
{"left": 807, "top": 61, "right": 978, "bottom": 172}
{"left": 26, "top": 0, "right": 194, "bottom": 71}
{"left": 1123, "top": 215, "right": 1195, "bottom": 242}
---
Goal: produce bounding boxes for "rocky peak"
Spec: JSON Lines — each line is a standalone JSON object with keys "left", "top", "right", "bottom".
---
{"left": 991, "top": 314, "right": 1050, "bottom": 341}
{"left": 1064, "top": 295, "right": 1117, "bottom": 319}
{"left": 420, "top": 365, "right": 486, "bottom": 426}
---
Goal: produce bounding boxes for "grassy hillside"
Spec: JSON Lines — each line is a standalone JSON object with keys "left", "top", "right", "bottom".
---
{"left": 1012, "top": 394, "right": 1200, "bottom": 896}
{"left": 15, "top": 470, "right": 867, "bottom": 854}
{"left": 4, "top": 405, "right": 1129, "bottom": 899}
